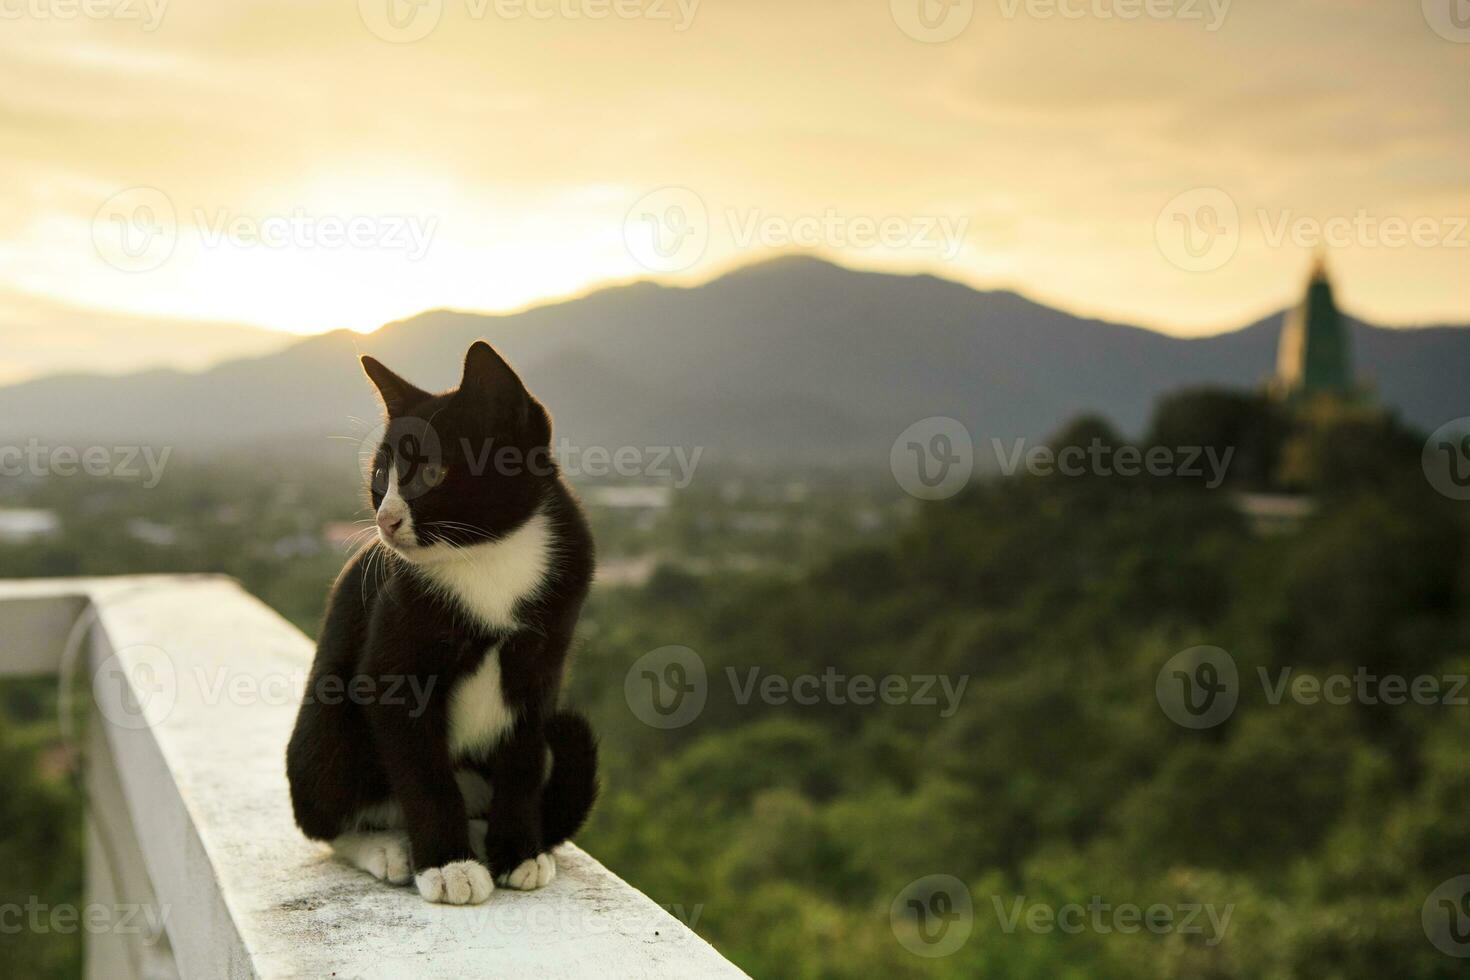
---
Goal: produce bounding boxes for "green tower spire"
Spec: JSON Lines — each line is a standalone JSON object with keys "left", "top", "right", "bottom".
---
{"left": 1275, "top": 256, "right": 1353, "bottom": 398}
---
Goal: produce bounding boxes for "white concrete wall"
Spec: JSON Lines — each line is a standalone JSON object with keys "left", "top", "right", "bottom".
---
{"left": 0, "top": 576, "right": 746, "bottom": 980}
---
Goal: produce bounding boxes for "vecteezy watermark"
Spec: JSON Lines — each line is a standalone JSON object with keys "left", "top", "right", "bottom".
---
{"left": 1258, "top": 667, "right": 1470, "bottom": 709}
{"left": 93, "top": 645, "right": 441, "bottom": 729}
{"left": 1424, "top": 875, "right": 1470, "bottom": 957}
{"left": 992, "top": 437, "right": 1234, "bottom": 488}
{"left": 0, "top": 0, "right": 168, "bottom": 30}
{"left": 727, "top": 208, "right": 969, "bottom": 262}
{"left": 728, "top": 667, "right": 969, "bottom": 718}
{"left": 358, "top": 0, "right": 700, "bottom": 43}
{"left": 1156, "top": 646, "right": 1239, "bottom": 729}
{"left": 0, "top": 440, "right": 172, "bottom": 488}
{"left": 1423, "top": 418, "right": 1470, "bottom": 501}
{"left": 192, "top": 208, "right": 436, "bottom": 259}
{"left": 426, "top": 895, "right": 704, "bottom": 947}
{"left": 1256, "top": 210, "right": 1470, "bottom": 252}
{"left": 890, "top": 419, "right": 1236, "bottom": 501}
{"left": 1157, "top": 189, "right": 1470, "bottom": 273}
{"left": 1157, "top": 646, "right": 1470, "bottom": 729}
{"left": 991, "top": 894, "right": 1234, "bottom": 946}
{"left": 622, "top": 188, "right": 971, "bottom": 273}
{"left": 1156, "top": 188, "right": 1240, "bottom": 273}
{"left": 625, "top": 646, "right": 708, "bottom": 729}
{"left": 890, "top": 0, "right": 975, "bottom": 43}
{"left": 996, "top": 0, "right": 1231, "bottom": 30}
{"left": 93, "top": 187, "right": 176, "bottom": 273}
{"left": 93, "top": 646, "right": 178, "bottom": 731}
{"left": 624, "top": 187, "right": 709, "bottom": 274}
{"left": 557, "top": 441, "right": 701, "bottom": 487}
{"left": 228, "top": 670, "right": 437, "bottom": 717}
{"left": 0, "top": 899, "right": 169, "bottom": 940}
{"left": 357, "top": 419, "right": 704, "bottom": 503}
{"left": 891, "top": 417, "right": 975, "bottom": 501}
{"left": 1423, "top": 0, "right": 1470, "bottom": 43}
{"left": 93, "top": 187, "right": 437, "bottom": 273}
{"left": 623, "top": 648, "right": 971, "bottom": 729}
{"left": 891, "top": 875, "right": 974, "bottom": 957}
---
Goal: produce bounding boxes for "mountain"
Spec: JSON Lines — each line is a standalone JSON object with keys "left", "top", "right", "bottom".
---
{"left": 2, "top": 256, "right": 1467, "bottom": 473}
{"left": 0, "top": 288, "right": 292, "bottom": 386}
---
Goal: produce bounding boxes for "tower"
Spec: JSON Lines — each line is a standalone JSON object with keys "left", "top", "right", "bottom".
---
{"left": 1274, "top": 256, "right": 1353, "bottom": 399}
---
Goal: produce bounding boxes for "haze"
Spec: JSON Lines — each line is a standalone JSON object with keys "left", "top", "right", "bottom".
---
{"left": 1, "top": 0, "right": 1467, "bottom": 383}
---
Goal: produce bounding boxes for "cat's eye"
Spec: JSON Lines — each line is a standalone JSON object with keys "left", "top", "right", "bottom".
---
{"left": 422, "top": 463, "right": 447, "bottom": 488}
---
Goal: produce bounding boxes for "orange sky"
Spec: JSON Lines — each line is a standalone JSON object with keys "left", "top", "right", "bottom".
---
{"left": 1, "top": 0, "right": 1468, "bottom": 383}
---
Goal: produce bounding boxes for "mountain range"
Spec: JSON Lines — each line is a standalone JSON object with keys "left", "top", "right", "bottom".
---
{"left": 3, "top": 256, "right": 1467, "bottom": 473}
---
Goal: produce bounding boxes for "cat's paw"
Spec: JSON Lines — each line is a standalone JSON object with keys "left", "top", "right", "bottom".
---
{"left": 415, "top": 860, "right": 494, "bottom": 905}
{"left": 496, "top": 852, "right": 557, "bottom": 890}
{"left": 333, "top": 832, "right": 413, "bottom": 886}
{"left": 367, "top": 837, "right": 414, "bottom": 886}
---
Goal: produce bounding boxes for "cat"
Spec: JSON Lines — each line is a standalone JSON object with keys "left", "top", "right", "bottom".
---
{"left": 286, "top": 340, "right": 598, "bottom": 906}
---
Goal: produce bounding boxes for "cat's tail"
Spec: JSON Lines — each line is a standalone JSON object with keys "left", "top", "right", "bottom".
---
{"left": 541, "top": 710, "right": 599, "bottom": 848}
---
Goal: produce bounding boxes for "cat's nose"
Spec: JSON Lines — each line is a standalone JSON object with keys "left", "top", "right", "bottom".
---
{"left": 377, "top": 513, "right": 404, "bottom": 537}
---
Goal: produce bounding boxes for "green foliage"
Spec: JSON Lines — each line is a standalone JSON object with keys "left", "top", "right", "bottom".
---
{"left": 1148, "top": 387, "right": 1288, "bottom": 489}
{"left": 2, "top": 396, "right": 1465, "bottom": 978}
{"left": 564, "top": 407, "right": 1469, "bottom": 978}
{"left": 0, "top": 680, "right": 83, "bottom": 978}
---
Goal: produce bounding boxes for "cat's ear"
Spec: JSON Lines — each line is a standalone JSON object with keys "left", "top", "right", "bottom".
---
{"left": 456, "top": 341, "right": 551, "bottom": 444}
{"left": 456, "top": 341, "right": 529, "bottom": 418}
{"left": 361, "top": 355, "right": 429, "bottom": 416}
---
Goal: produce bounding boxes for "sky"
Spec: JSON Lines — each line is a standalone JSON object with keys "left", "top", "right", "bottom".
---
{"left": 1, "top": 0, "right": 1467, "bottom": 384}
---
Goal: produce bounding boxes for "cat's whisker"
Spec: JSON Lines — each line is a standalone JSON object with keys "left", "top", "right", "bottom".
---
{"left": 342, "top": 529, "right": 378, "bottom": 552}
{"left": 424, "top": 520, "right": 492, "bottom": 543}
{"left": 359, "top": 544, "right": 375, "bottom": 609}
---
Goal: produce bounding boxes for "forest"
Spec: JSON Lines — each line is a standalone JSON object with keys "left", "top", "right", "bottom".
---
{"left": 3, "top": 388, "right": 1468, "bottom": 978}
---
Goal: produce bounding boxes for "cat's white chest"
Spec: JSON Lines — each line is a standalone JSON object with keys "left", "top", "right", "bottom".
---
{"left": 420, "top": 511, "right": 553, "bottom": 757}
{"left": 448, "top": 644, "right": 515, "bottom": 759}
{"left": 417, "top": 511, "right": 554, "bottom": 632}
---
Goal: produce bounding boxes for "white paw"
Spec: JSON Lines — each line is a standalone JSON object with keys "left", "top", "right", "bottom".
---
{"left": 497, "top": 852, "right": 557, "bottom": 891}
{"left": 415, "top": 860, "right": 494, "bottom": 905}
{"left": 368, "top": 837, "right": 413, "bottom": 886}
{"left": 333, "top": 832, "right": 413, "bottom": 886}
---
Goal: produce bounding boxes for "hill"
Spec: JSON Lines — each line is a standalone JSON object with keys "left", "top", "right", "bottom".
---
{"left": 2, "top": 257, "right": 1466, "bottom": 468}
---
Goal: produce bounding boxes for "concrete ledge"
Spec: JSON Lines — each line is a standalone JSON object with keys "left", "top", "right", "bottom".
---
{"left": 0, "top": 576, "right": 745, "bottom": 980}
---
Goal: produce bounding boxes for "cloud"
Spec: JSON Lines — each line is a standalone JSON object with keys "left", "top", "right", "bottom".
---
{"left": 0, "top": 0, "right": 1464, "bottom": 378}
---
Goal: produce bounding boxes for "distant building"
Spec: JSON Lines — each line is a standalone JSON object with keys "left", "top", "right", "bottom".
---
{"left": 126, "top": 518, "right": 179, "bottom": 547}
{"left": 0, "top": 508, "right": 60, "bottom": 544}
{"left": 584, "top": 486, "right": 673, "bottom": 510}
{"left": 594, "top": 556, "right": 658, "bottom": 588}
{"left": 1235, "top": 256, "right": 1395, "bottom": 520}
{"left": 1273, "top": 257, "right": 1357, "bottom": 401}
{"left": 322, "top": 521, "right": 366, "bottom": 551}
{"left": 1232, "top": 492, "right": 1317, "bottom": 536}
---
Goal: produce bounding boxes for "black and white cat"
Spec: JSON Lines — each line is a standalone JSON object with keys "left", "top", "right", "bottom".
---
{"left": 287, "top": 341, "right": 598, "bottom": 906}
